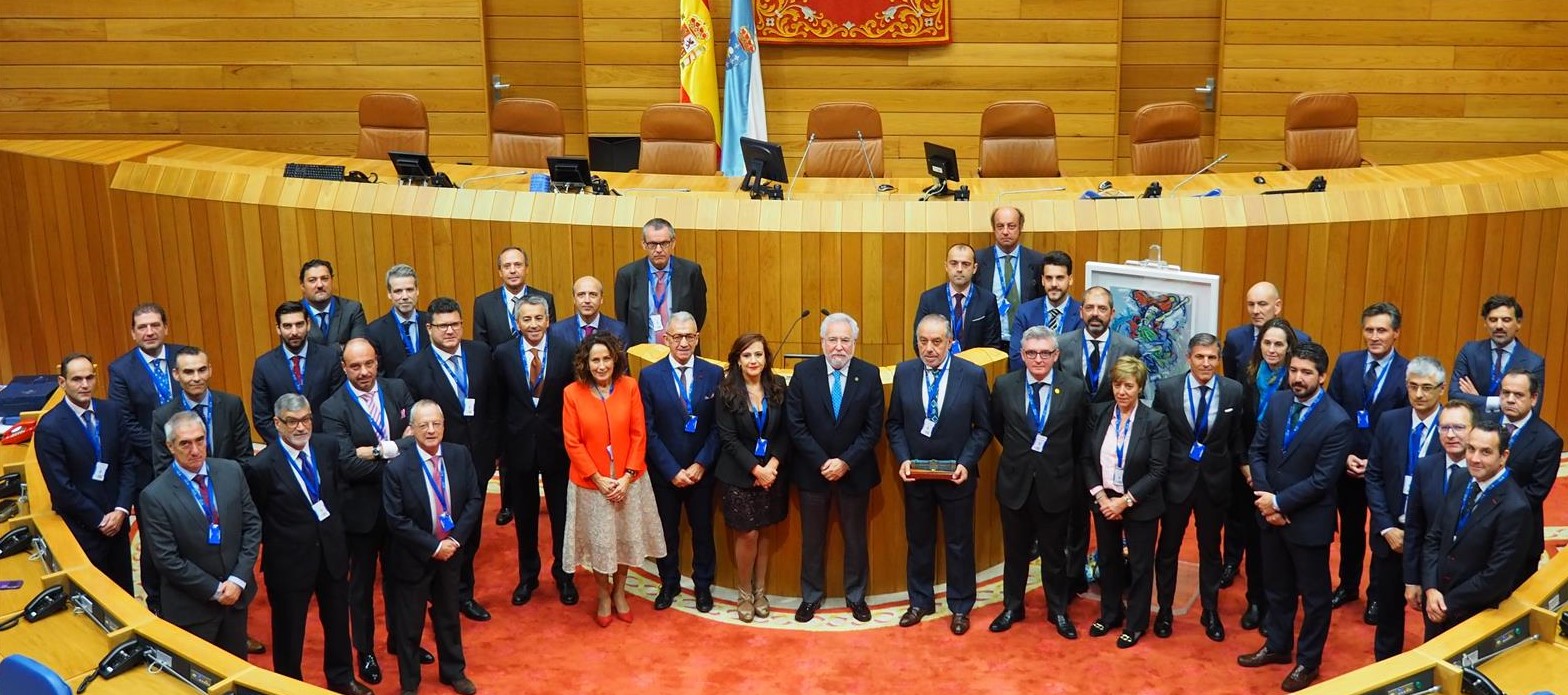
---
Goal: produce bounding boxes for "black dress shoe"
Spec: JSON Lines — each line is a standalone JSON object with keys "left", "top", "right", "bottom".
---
{"left": 1116, "top": 630, "right": 1143, "bottom": 649}
{"left": 794, "top": 600, "right": 820, "bottom": 623}
{"left": 512, "top": 580, "right": 538, "bottom": 606}
{"left": 558, "top": 580, "right": 579, "bottom": 606}
{"left": 1201, "top": 610, "right": 1226, "bottom": 642}
{"left": 1218, "top": 563, "right": 1240, "bottom": 589}
{"left": 1089, "top": 618, "right": 1123, "bottom": 637}
{"left": 358, "top": 653, "right": 382, "bottom": 685}
{"left": 495, "top": 507, "right": 514, "bottom": 526}
{"left": 331, "top": 681, "right": 374, "bottom": 695}
{"left": 1282, "top": 665, "right": 1320, "bottom": 692}
{"left": 1153, "top": 609, "right": 1173, "bottom": 638}
{"left": 441, "top": 676, "right": 478, "bottom": 695}
{"left": 459, "top": 599, "right": 491, "bottom": 621}
{"left": 653, "top": 586, "right": 678, "bottom": 610}
{"left": 898, "top": 606, "right": 930, "bottom": 627}
{"left": 1053, "top": 614, "right": 1079, "bottom": 640}
{"left": 1240, "top": 603, "right": 1262, "bottom": 630}
{"left": 418, "top": 646, "right": 435, "bottom": 665}
{"left": 950, "top": 613, "right": 970, "bottom": 635}
{"left": 848, "top": 600, "right": 872, "bottom": 623}
{"left": 1329, "top": 585, "right": 1358, "bottom": 609}
{"left": 1363, "top": 600, "right": 1381, "bottom": 625}
{"left": 989, "top": 608, "right": 1023, "bottom": 633}
{"left": 695, "top": 587, "right": 714, "bottom": 613}
{"left": 247, "top": 637, "right": 266, "bottom": 654}
{"left": 1237, "top": 646, "right": 1292, "bottom": 668}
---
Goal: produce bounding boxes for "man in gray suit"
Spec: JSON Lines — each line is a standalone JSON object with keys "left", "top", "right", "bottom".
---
{"left": 138, "top": 411, "right": 263, "bottom": 658}
{"left": 300, "top": 259, "right": 369, "bottom": 349}
{"left": 614, "top": 218, "right": 709, "bottom": 348}
{"left": 150, "top": 346, "right": 254, "bottom": 474}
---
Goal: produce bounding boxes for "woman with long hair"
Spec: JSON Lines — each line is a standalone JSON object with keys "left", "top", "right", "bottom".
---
{"left": 713, "top": 333, "right": 791, "bottom": 621}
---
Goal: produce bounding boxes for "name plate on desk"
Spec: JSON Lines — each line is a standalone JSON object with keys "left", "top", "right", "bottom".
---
{"left": 909, "top": 459, "right": 958, "bottom": 480}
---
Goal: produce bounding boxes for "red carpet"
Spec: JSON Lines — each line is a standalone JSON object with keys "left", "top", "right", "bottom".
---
{"left": 249, "top": 463, "right": 1568, "bottom": 694}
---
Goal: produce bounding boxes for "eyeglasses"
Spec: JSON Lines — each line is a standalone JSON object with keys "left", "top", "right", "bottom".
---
{"left": 823, "top": 336, "right": 854, "bottom": 346}
{"left": 643, "top": 240, "right": 673, "bottom": 250}
{"left": 1437, "top": 424, "right": 1470, "bottom": 434}
{"left": 429, "top": 321, "right": 463, "bottom": 332}
{"left": 666, "top": 333, "right": 699, "bottom": 344}
{"left": 1022, "top": 349, "right": 1059, "bottom": 360}
{"left": 276, "top": 416, "right": 311, "bottom": 428}
{"left": 1406, "top": 383, "right": 1443, "bottom": 394}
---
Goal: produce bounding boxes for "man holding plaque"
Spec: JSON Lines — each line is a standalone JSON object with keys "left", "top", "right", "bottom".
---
{"left": 886, "top": 315, "right": 993, "bottom": 635}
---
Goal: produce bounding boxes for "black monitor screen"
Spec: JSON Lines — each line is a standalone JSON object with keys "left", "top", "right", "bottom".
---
{"left": 924, "top": 142, "right": 959, "bottom": 183}
{"left": 739, "top": 137, "right": 789, "bottom": 184}
{"left": 387, "top": 151, "right": 436, "bottom": 179}
{"left": 547, "top": 156, "right": 593, "bottom": 186}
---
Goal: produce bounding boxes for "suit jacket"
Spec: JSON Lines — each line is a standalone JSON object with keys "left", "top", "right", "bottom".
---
{"left": 886, "top": 357, "right": 993, "bottom": 482}
{"left": 1403, "top": 452, "right": 1466, "bottom": 585}
{"left": 713, "top": 377, "right": 793, "bottom": 489}
{"left": 251, "top": 342, "right": 344, "bottom": 444}
{"left": 108, "top": 343, "right": 188, "bottom": 487}
{"left": 1449, "top": 339, "right": 1547, "bottom": 412}
{"left": 991, "top": 370, "right": 1089, "bottom": 512}
{"left": 241, "top": 435, "right": 379, "bottom": 590}
{"left": 1007, "top": 295, "right": 1083, "bottom": 370}
{"left": 1421, "top": 473, "right": 1532, "bottom": 619}
{"left": 1365, "top": 407, "right": 1444, "bottom": 540}
{"left": 613, "top": 256, "right": 708, "bottom": 347}
{"left": 138, "top": 458, "right": 263, "bottom": 626}
{"left": 1151, "top": 373, "right": 1247, "bottom": 507}
{"left": 1083, "top": 402, "right": 1169, "bottom": 520}
{"left": 640, "top": 357, "right": 724, "bottom": 484}
{"left": 973, "top": 244, "right": 1046, "bottom": 307}
{"left": 473, "top": 286, "right": 558, "bottom": 349}
{"left": 1502, "top": 413, "right": 1564, "bottom": 508}
{"left": 785, "top": 356, "right": 885, "bottom": 494}
{"left": 492, "top": 336, "right": 573, "bottom": 473}
{"left": 395, "top": 341, "right": 501, "bottom": 468}
{"left": 1221, "top": 324, "right": 1312, "bottom": 381}
{"left": 304, "top": 295, "right": 368, "bottom": 348}
{"left": 546, "top": 314, "right": 631, "bottom": 356}
{"left": 1327, "top": 349, "right": 1410, "bottom": 457}
{"left": 382, "top": 443, "right": 485, "bottom": 581}
{"left": 365, "top": 309, "right": 429, "bottom": 377}
{"left": 1056, "top": 329, "right": 1140, "bottom": 403}
{"left": 33, "top": 399, "right": 137, "bottom": 551}
{"left": 1249, "top": 390, "right": 1352, "bottom": 546}
{"left": 319, "top": 378, "right": 417, "bottom": 535}
{"left": 150, "top": 390, "right": 253, "bottom": 476}
{"left": 913, "top": 284, "right": 1003, "bottom": 352}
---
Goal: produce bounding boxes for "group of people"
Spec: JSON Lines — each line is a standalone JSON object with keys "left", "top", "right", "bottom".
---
{"left": 29, "top": 210, "right": 1560, "bottom": 694}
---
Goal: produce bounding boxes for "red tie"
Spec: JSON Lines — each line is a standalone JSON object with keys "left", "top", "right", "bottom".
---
{"left": 194, "top": 473, "right": 219, "bottom": 525}
{"left": 582, "top": 324, "right": 595, "bottom": 339}
{"left": 290, "top": 355, "right": 304, "bottom": 386}
{"left": 952, "top": 291, "right": 966, "bottom": 327}
{"left": 428, "top": 455, "right": 449, "bottom": 540}
{"left": 653, "top": 270, "right": 670, "bottom": 344}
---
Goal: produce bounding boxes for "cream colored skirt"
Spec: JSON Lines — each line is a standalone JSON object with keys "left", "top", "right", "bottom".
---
{"left": 562, "top": 474, "right": 667, "bottom": 575}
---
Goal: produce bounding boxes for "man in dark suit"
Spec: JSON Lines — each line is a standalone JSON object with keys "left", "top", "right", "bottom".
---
{"left": 493, "top": 295, "right": 579, "bottom": 608}
{"left": 1238, "top": 342, "right": 1350, "bottom": 693}
{"left": 138, "top": 411, "right": 263, "bottom": 658}
{"left": 242, "top": 395, "right": 375, "bottom": 695}
{"left": 1450, "top": 294, "right": 1547, "bottom": 414}
{"left": 253, "top": 301, "right": 344, "bottom": 444}
{"left": 34, "top": 353, "right": 136, "bottom": 592}
{"left": 1404, "top": 402, "right": 1478, "bottom": 618}
{"left": 365, "top": 263, "right": 428, "bottom": 377}
{"left": 382, "top": 401, "right": 482, "bottom": 695}
{"left": 1150, "top": 334, "right": 1246, "bottom": 642}
{"left": 786, "top": 312, "right": 885, "bottom": 623}
{"left": 1421, "top": 419, "right": 1533, "bottom": 639}
{"left": 1325, "top": 302, "right": 1409, "bottom": 621}
{"left": 1007, "top": 249, "right": 1082, "bottom": 370}
{"left": 640, "top": 311, "right": 724, "bottom": 613}
{"left": 1497, "top": 369, "right": 1563, "bottom": 588}
{"left": 547, "top": 275, "right": 630, "bottom": 354}
{"left": 1363, "top": 356, "right": 1446, "bottom": 660}
{"left": 913, "top": 243, "right": 1003, "bottom": 353}
{"left": 395, "top": 297, "right": 500, "bottom": 623}
{"left": 320, "top": 338, "right": 424, "bottom": 685}
{"left": 972, "top": 206, "right": 1045, "bottom": 349}
{"left": 988, "top": 326, "right": 1088, "bottom": 638}
{"left": 150, "top": 347, "right": 253, "bottom": 474}
{"left": 472, "top": 246, "right": 557, "bottom": 349}
{"left": 614, "top": 218, "right": 708, "bottom": 348}
{"left": 107, "top": 302, "right": 186, "bottom": 490}
{"left": 300, "top": 259, "right": 368, "bottom": 349}
{"left": 887, "top": 315, "right": 992, "bottom": 635}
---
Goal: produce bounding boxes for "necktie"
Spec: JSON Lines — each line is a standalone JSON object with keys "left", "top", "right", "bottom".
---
{"left": 152, "top": 358, "right": 171, "bottom": 402}
{"left": 1002, "top": 255, "right": 1018, "bottom": 311}
{"left": 509, "top": 296, "right": 520, "bottom": 338}
{"left": 1088, "top": 340, "right": 1103, "bottom": 389}
{"left": 1504, "top": 421, "right": 1518, "bottom": 441}
{"left": 1364, "top": 359, "right": 1379, "bottom": 397}
{"left": 402, "top": 320, "right": 417, "bottom": 354}
{"left": 447, "top": 355, "right": 466, "bottom": 398}
{"left": 194, "top": 403, "right": 212, "bottom": 452}
{"left": 1288, "top": 401, "right": 1305, "bottom": 430}
{"left": 1494, "top": 347, "right": 1506, "bottom": 375}
{"left": 1409, "top": 422, "right": 1426, "bottom": 471}
{"left": 582, "top": 324, "right": 594, "bottom": 339}
{"left": 677, "top": 366, "right": 690, "bottom": 408}
{"left": 1031, "top": 380, "right": 1046, "bottom": 401}
{"left": 952, "top": 291, "right": 967, "bottom": 328}
{"left": 1194, "top": 384, "right": 1212, "bottom": 440}
{"left": 830, "top": 370, "right": 844, "bottom": 419}
{"left": 529, "top": 348, "right": 544, "bottom": 398}
{"left": 359, "top": 390, "right": 383, "bottom": 433}
{"left": 81, "top": 410, "right": 100, "bottom": 456}
{"left": 429, "top": 455, "right": 448, "bottom": 540}
{"left": 1446, "top": 464, "right": 1465, "bottom": 494}
{"left": 1047, "top": 307, "right": 1061, "bottom": 331}
{"left": 927, "top": 368, "right": 941, "bottom": 421}
{"left": 297, "top": 451, "right": 320, "bottom": 498}
{"left": 290, "top": 355, "right": 304, "bottom": 388}
{"left": 194, "top": 473, "right": 218, "bottom": 524}
{"left": 653, "top": 270, "right": 670, "bottom": 344}
{"left": 316, "top": 312, "right": 329, "bottom": 333}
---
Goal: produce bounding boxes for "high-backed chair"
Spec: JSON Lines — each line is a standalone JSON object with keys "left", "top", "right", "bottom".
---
{"left": 800, "top": 101, "right": 884, "bottom": 178}
{"left": 489, "top": 98, "right": 566, "bottom": 169}
{"left": 1281, "top": 91, "right": 1374, "bottom": 170}
{"left": 356, "top": 92, "right": 429, "bottom": 160}
{"left": 637, "top": 103, "right": 718, "bottom": 175}
{"left": 1129, "top": 102, "right": 1203, "bottom": 176}
{"left": 978, "top": 100, "right": 1061, "bottom": 178}
{"left": 0, "top": 654, "right": 72, "bottom": 695}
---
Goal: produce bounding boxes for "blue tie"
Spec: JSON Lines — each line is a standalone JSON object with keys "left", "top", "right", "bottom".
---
{"left": 830, "top": 370, "right": 844, "bottom": 419}
{"left": 1408, "top": 422, "right": 1426, "bottom": 473}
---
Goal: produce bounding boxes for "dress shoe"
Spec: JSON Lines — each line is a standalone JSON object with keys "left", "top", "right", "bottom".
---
{"left": 495, "top": 506, "right": 514, "bottom": 526}
{"left": 419, "top": 646, "right": 435, "bottom": 665}
{"left": 357, "top": 653, "right": 382, "bottom": 685}
{"left": 511, "top": 580, "right": 538, "bottom": 606}
{"left": 558, "top": 580, "right": 580, "bottom": 606}
{"left": 1116, "top": 630, "right": 1143, "bottom": 649}
{"left": 1281, "top": 665, "right": 1320, "bottom": 692}
{"left": 1329, "top": 585, "right": 1358, "bottom": 609}
{"left": 848, "top": 600, "right": 872, "bottom": 623}
{"left": 594, "top": 609, "right": 612, "bottom": 628}
{"left": 989, "top": 608, "right": 1023, "bottom": 633}
{"left": 1089, "top": 618, "right": 1123, "bottom": 637}
{"left": 615, "top": 606, "right": 633, "bottom": 624}
{"left": 1053, "top": 614, "right": 1079, "bottom": 640}
{"left": 441, "top": 676, "right": 478, "bottom": 695}
{"left": 459, "top": 599, "right": 491, "bottom": 621}
{"left": 950, "top": 613, "right": 970, "bottom": 635}
{"left": 653, "top": 586, "right": 678, "bottom": 611}
{"left": 1363, "top": 600, "right": 1381, "bottom": 625}
{"left": 330, "top": 681, "right": 374, "bottom": 695}
{"left": 247, "top": 637, "right": 266, "bottom": 654}
{"left": 898, "top": 606, "right": 930, "bottom": 628}
{"left": 1201, "top": 610, "right": 1226, "bottom": 642}
{"left": 694, "top": 587, "right": 714, "bottom": 613}
{"left": 1218, "top": 563, "right": 1240, "bottom": 589}
{"left": 1153, "top": 609, "right": 1173, "bottom": 638}
{"left": 794, "top": 600, "right": 821, "bottom": 623}
{"left": 1240, "top": 603, "right": 1263, "bottom": 630}
{"left": 1237, "top": 646, "right": 1292, "bottom": 668}
{"left": 752, "top": 587, "right": 770, "bottom": 618}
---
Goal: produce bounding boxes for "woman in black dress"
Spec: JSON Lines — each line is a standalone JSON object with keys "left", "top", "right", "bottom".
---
{"left": 714, "top": 333, "right": 791, "bottom": 622}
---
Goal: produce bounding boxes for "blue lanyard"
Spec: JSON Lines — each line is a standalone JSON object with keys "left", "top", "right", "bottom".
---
{"left": 78, "top": 408, "right": 103, "bottom": 461}
{"left": 995, "top": 250, "right": 1017, "bottom": 315}
{"left": 670, "top": 363, "right": 693, "bottom": 415}
{"left": 284, "top": 347, "right": 306, "bottom": 393}
{"left": 178, "top": 468, "right": 219, "bottom": 526}
{"left": 1363, "top": 353, "right": 1393, "bottom": 408}
{"left": 751, "top": 397, "right": 768, "bottom": 435}
{"left": 181, "top": 392, "right": 213, "bottom": 451}
{"left": 924, "top": 359, "right": 948, "bottom": 421}
{"left": 1255, "top": 364, "right": 1283, "bottom": 422}
{"left": 648, "top": 263, "right": 670, "bottom": 314}
{"left": 438, "top": 351, "right": 469, "bottom": 400}
{"left": 949, "top": 288, "right": 974, "bottom": 352}
{"left": 1026, "top": 380, "right": 1054, "bottom": 434}
{"left": 348, "top": 384, "right": 390, "bottom": 440}
{"left": 420, "top": 454, "right": 451, "bottom": 517}
{"left": 1455, "top": 468, "right": 1510, "bottom": 536}
{"left": 397, "top": 313, "right": 419, "bottom": 355}
{"left": 308, "top": 298, "right": 336, "bottom": 329}
{"left": 1083, "top": 335, "right": 1108, "bottom": 391}
{"left": 287, "top": 449, "right": 322, "bottom": 503}
{"left": 1113, "top": 407, "right": 1134, "bottom": 470}
{"left": 1186, "top": 375, "right": 1213, "bottom": 440}
{"left": 1282, "top": 392, "right": 1323, "bottom": 451}
{"left": 140, "top": 351, "right": 173, "bottom": 403}
{"left": 1488, "top": 344, "right": 1513, "bottom": 395}
{"left": 1407, "top": 409, "right": 1441, "bottom": 478}
{"left": 520, "top": 340, "right": 548, "bottom": 394}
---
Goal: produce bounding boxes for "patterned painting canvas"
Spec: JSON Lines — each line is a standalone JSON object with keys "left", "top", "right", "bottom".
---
{"left": 1110, "top": 288, "right": 1195, "bottom": 384}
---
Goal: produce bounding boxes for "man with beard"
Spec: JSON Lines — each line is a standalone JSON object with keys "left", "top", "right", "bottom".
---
{"left": 253, "top": 301, "right": 343, "bottom": 444}
{"left": 1449, "top": 295, "right": 1546, "bottom": 414}
{"left": 299, "top": 259, "right": 368, "bottom": 350}
{"left": 1007, "top": 250, "right": 1082, "bottom": 369}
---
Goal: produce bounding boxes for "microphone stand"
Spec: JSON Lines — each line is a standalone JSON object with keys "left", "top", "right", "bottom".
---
{"left": 856, "top": 130, "right": 894, "bottom": 193}
{"left": 787, "top": 133, "right": 816, "bottom": 200}
{"left": 1171, "top": 153, "right": 1229, "bottom": 191}
{"left": 774, "top": 309, "right": 811, "bottom": 366}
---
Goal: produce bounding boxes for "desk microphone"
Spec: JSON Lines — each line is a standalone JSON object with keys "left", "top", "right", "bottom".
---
{"left": 774, "top": 309, "right": 812, "bottom": 366}
{"left": 788, "top": 133, "right": 817, "bottom": 198}
{"left": 855, "top": 130, "right": 895, "bottom": 192}
{"left": 820, "top": 308, "right": 832, "bottom": 318}
{"left": 1172, "top": 153, "right": 1229, "bottom": 191}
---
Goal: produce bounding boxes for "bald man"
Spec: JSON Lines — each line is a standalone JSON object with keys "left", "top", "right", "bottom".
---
{"left": 546, "top": 276, "right": 631, "bottom": 353}
{"left": 972, "top": 207, "right": 1046, "bottom": 346}
{"left": 1221, "top": 283, "right": 1312, "bottom": 380}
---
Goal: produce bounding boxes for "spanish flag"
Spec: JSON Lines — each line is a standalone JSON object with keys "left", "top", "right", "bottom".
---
{"left": 678, "top": 0, "right": 722, "bottom": 151}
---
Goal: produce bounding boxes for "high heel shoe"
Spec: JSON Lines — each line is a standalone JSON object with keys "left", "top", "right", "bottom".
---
{"left": 594, "top": 611, "right": 612, "bottom": 628}
{"left": 752, "top": 584, "right": 770, "bottom": 618}
{"left": 614, "top": 603, "right": 633, "bottom": 623}
{"left": 737, "top": 589, "right": 755, "bottom": 623}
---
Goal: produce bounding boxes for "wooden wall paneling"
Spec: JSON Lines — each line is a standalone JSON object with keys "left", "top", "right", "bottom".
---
{"left": 1117, "top": 0, "right": 1220, "bottom": 173}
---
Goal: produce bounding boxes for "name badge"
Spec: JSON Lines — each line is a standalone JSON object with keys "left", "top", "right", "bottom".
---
{"left": 1189, "top": 442, "right": 1206, "bottom": 461}
{"left": 1356, "top": 410, "right": 1371, "bottom": 429}
{"left": 92, "top": 461, "right": 109, "bottom": 482}
{"left": 1031, "top": 434, "right": 1047, "bottom": 453}
{"left": 463, "top": 398, "right": 476, "bottom": 417}
{"left": 753, "top": 437, "right": 769, "bottom": 458}
{"left": 1402, "top": 474, "right": 1412, "bottom": 496}
{"left": 650, "top": 314, "right": 665, "bottom": 332}
{"left": 921, "top": 419, "right": 937, "bottom": 437}
{"left": 207, "top": 524, "right": 222, "bottom": 545}
{"left": 684, "top": 415, "right": 698, "bottom": 433}
{"left": 438, "top": 512, "right": 455, "bottom": 533}
{"left": 312, "top": 500, "right": 331, "bottom": 521}
{"left": 1111, "top": 468, "right": 1124, "bottom": 489}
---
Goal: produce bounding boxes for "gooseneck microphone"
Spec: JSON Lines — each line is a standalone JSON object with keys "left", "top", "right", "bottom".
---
{"left": 1172, "top": 153, "right": 1229, "bottom": 191}
{"left": 774, "top": 309, "right": 812, "bottom": 366}
{"left": 820, "top": 308, "right": 831, "bottom": 317}
{"left": 788, "top": 133, "right": 817, "bottom": 199}
{"left": 856, "top": 130, "right": 895, "bottom": 192}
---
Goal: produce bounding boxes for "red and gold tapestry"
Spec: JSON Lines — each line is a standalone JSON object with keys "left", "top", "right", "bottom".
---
{"left": 756, "top": 0, "right": 951, "bottom": 46}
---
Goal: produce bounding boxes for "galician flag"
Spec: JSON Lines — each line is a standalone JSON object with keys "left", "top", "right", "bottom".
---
{"left": 720, "top": 0, "right": 768, "bottom": 177}
{"left": 679, "top": 0, "right": 721, "bottom": 156}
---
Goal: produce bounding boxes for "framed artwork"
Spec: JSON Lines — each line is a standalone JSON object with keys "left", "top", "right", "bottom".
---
{"left": 1083, "top": 262, "right": 1221, "bottom": 385}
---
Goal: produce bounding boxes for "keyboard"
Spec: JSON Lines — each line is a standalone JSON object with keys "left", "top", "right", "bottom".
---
{"left": 283, "top": 163, "right": 347, "bottom": 181}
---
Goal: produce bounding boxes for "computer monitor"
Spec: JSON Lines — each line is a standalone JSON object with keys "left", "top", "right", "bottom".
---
{"left": 924, "top": 142, "right": 960, "bottom": 184}
{"left": 740, "top": 137, "right": 789, "bottom": 184}
{"left": 387, "top": 151, "right": 436, "bottom": 181}
{"left": 546, "top": 156, "right": 593, "bottom": 188}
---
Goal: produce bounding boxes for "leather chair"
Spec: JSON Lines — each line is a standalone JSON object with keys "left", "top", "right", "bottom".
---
{"left": 1282, "top": 91, "right": 1375, "bottom": 170}
{"left": 356, "top": 92, "right": 428, "bottom": 160}
{"left": 801, "top": 102, "right": 884, "bottom": 178}
{"left": 978, "top": 100, "right": 1061, "bottom": 178}
{"left": 1129, "top": 102, "right": 1203, "bottom": 176}
{"left": 489, "top": 98, "right": 566, "bottom": 168}
{"left": 637, "top": 103, "right": 718, "bottom": 175}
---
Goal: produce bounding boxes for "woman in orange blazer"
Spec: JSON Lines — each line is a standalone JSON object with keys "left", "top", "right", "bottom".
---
{"left": 561, "top": 332, "right": 667, "bottom": 626}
